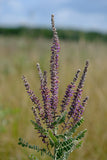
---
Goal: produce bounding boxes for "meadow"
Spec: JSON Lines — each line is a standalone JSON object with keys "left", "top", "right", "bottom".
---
{"left": 0, "top": 36, "right": 107, "bottom": 160}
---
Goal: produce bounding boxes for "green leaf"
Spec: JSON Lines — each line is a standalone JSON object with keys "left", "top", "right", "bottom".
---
{"left": 75, "top": 140, "right": 83, "bottom": 149}
{"left": 48, "top": 129, "right": 58, "bottom": 145}
{"left": 49, "top": 137, "right": 54, "bottom": 147}
{"left": 56, "top": 134, "right": 66, "bottom": 140}
{"left": 76, "top": 129, "right": 87, "bottom": 140}
{"left": 55, "top": 136, "right": 84, "bottom": 159}
{"left": 55, "top": 137, "right": 74, "bottom": 159}
{"left": 31, "top": 120, "right": 42, "bottom": 130}
{"left": 31, "top": 120, "right": 48, "bottom": 136}
{"left": 64, "top": 118, "right": 84, "bottom": 137}
{"left": 28, "top": 154, "right": 38, "bottom": 160}
{"left": 18, "top": 137, "right": 53, "bottom": 158}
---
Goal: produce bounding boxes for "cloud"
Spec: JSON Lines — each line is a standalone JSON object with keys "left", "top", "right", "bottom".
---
{"left": 8, "top": 0, "right": 22, "bottom": 10}
{"left": 65, "top": 0, "right": 107, "bottom": 14}
{"left": 0, "top": 0, "right": 106, "bottom": 32}
{"left": 55, "top": 8, "right": 107, "bottom": 32}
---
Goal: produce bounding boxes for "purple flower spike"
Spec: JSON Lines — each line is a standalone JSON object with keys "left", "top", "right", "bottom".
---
{"left": 65, "top": 61, "right": 89, "bottom": 129}
{"left": 72, "top": 69, "right": 81, "bottom": 84}
{"left": 61, "top": 69, "right": 81, "bottom": 113}
{"left": 72, "top": 96, "right": 89, "bottom": 125}
{"left": 61, "top": 84, "right": 73, "bottom": 113}
{"left": 37, "top": 63, "right": 53, "bottom": 126}
{"left": 78, "top": 61, "right": 89, "bottom": 89}
{"left": 68, "top": 61, "right": 89, "bottom": 118}
{"left": 42, "top": 71, "right": 53, "bottom": 126}
{"left": 32, "top": 106, "right": 41, "bottom": 126}
{"left": 22, "top": 75, "right": 44, "bottom": 118}
{"left": 82, "top": 96, "right": 89, "bottom": 106}
{"left": 50, "top": 15, "right": 60, "bottom": 120}
{"left": 37, "top": 63, "right": 44, "bottom": 84}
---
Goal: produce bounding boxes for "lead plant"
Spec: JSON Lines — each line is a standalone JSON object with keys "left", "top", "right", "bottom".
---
{"left": 18, "top": 15, "right": 89, "bottom": 160}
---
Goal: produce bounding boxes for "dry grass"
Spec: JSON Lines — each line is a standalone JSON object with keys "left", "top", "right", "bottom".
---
{"left": 0, "top": 36, "right": 107, "bottom": 160}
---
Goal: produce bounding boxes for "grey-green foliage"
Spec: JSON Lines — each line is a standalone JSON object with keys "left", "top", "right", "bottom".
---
{"left": 47, "top": 116, "right": 86, "bottom": 160}
{"left": 18, "top": 137, "right": 54, "bottom": 158}
{"left": 18, "top": 114, "right": 87, "bottom": 160}
{"left": 31, "top": 120, "right": 48, "bottom": 136}
{"left": 29, "top": 154, "right": 39, "bottom": 160}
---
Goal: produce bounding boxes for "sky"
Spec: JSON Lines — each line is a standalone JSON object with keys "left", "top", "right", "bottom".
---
{"left": 0, "top": 0, "right": 107, "bottom": 33}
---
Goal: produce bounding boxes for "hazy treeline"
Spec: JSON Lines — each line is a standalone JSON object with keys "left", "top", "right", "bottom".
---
{"left": 0, "top": 27, "right": 107, "bottom": 42}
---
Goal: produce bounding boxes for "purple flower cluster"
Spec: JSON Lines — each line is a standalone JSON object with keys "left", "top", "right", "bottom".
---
{"left": 22, "top": 75, "right": 49, "bottom": 144}
{"left": 37, "top": 63, "right": 53, "bottom": 127}
{"left": 60, "top": 69, "right": 81, "bottom": 113}
{"left": 67, "top": 61, "right": 89, "bottom": 127}
{"left": 72, "top": 96, "right": 89, "bottom": 124}
{"left": 22, "top": 75, "right": 43, "bottom": 120}
{"left": 22, "top": 15, "right": 89, "bottom": 145}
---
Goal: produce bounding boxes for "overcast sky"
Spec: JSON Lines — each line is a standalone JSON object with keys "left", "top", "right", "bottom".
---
{"left": 0, "top": 0, "right": 107, "bottom": 32}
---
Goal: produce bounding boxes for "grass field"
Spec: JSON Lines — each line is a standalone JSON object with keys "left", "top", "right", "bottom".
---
{"left": 0, "top": 36, "right": 107, "bottom": 160}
